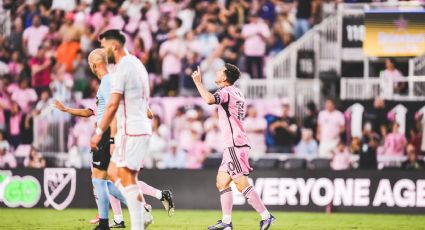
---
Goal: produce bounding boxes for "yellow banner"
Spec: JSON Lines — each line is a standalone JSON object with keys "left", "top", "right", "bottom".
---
{"left": 363, "top": 11, "right": 425, "bottom": 57}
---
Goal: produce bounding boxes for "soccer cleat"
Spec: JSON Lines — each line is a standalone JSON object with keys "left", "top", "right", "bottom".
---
{"left": 207, "top": 220, "right": 233, "bottom": 230}
{"left": 144, "top": 204, "right": 154, "bottom": 228}
{"left": 259, "top": 215, "right": 276, "bottom": 230}
{"left": 90, "top": 214, "right": 100, "bottom": 225}
{"left": 160, "top": 190, "right": 175, "bottom": 216}
{"left": 93, "top": 225, "right": 110, "bottom": 230}
{"left": 94, "top": 219, "right": 110, "bottom": 230}
{"left": 109, "top": 220, "right": 125, "bottom": 228}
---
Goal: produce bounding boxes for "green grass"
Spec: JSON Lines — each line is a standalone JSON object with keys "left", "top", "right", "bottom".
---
{"left": 1, "top": 208, "right": 425, "bottom": 230}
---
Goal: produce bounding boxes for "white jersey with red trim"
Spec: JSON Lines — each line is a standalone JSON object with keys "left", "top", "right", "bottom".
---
{"left": 110, "top": 54, "right": 152, "bottom": 136}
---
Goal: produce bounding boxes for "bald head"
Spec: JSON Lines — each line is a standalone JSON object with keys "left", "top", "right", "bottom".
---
{"left": 88, "top": 48, "right": 108, "bottom": 78}
{"left": 88, "top": 48, "right": 107, "bottom": 65}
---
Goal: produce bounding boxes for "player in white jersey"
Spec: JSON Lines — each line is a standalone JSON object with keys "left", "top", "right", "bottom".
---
{"left": 91, "top": 30, "right": 151, "bottom": 230}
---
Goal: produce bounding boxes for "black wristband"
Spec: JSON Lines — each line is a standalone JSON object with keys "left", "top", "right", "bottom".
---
{"left": 109, "top": 137, "right": 115, "bottom": 144}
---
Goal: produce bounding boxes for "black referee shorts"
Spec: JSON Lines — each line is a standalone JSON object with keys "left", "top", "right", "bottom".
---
{"left": 91, "top": 128, "right": 111, "bottom": 171}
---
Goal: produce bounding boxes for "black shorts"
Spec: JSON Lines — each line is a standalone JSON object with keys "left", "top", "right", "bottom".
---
{"left": 91, "top": 128, "right": 111, "bottom": 170}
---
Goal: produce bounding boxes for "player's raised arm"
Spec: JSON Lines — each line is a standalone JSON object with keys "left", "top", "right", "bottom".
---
{"left": 192, "top": 66, "right": 216, "bottom": 105}
{"left": 53, "top": 99, "right": 94, "bottom": 117}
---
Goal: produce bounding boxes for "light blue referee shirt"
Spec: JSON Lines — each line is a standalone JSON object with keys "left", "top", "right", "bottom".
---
{"left": 96, "top": 74, "right": 110, "bottom": 123}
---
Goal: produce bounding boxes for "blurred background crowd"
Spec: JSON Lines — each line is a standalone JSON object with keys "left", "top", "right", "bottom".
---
{"left": 0, "top": 0, "right": 423, "bottom": 171}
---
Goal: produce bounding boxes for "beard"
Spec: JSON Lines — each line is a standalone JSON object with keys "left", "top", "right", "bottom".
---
{"left": 107, "top": 55, "right": 115, "bottom": 64}
{"left": 106, "top": 48, "right": 115, "bottom": 64}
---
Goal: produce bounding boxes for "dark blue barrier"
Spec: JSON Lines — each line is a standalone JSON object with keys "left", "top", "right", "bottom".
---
{"left": 0, "top": 169, "right": 424, "bottom": 214}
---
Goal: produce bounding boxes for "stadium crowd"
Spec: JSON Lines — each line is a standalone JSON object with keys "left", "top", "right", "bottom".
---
{"left": 0, "top": 0, "right": 422, "bottom": 171}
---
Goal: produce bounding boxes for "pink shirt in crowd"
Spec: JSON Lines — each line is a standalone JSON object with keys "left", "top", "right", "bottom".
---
{"left": 0, "top": 96, "right": 10, "bottom": 127}
{"left": 242, "top": 21, "right": 271, "bottom": 57}
{"left": 0, "top": 153, "right": 17, "bottom": 169}
{"left": 318, "top": 110, "right": 345, "bottom": 142}
{"left": 159, "top": 38, "right": 186, "bottom": 77}
{"left": 72, "top": 118, "right": 94, "bottom": 149}
{"left": 244, "top": 116, "right": 267, "bottom": 153}
{"left": 213, "top": 85, "right": 249, "bottom": 148}
{"left": 384, "top": 133, "right": 407, "bottom": 156}
{"left": 331, "top": 148, "right": 351, "bottom": 170}
{"left": 10, "top": 112, "right": 22, "bottom": 136}
{"left": 11, "top": 88, "right": 38, "bottom": 113}
{"left": 23, "top": 25, "right": 49, "bottom": 56}
{"left": 187, "top": 141, "right": 210, "bottom": 169}
{"left": 29, "top": 57, "right": 51, "bottom": 88}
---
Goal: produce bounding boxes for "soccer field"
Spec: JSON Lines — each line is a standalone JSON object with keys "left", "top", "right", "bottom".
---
{"left": 1, "top": 209, "right": 424, "bottom": 230}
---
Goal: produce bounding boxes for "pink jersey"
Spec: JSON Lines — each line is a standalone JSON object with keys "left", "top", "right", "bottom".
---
{"left": 213, "top": 86, "right": 249, "bottom": 148}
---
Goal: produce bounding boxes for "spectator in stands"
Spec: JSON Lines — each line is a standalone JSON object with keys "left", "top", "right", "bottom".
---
{"left": 29, "top": 45, "right": 52, "bottom": 96}
{"left": 59, "top": 12, "right": 81, "bottom": 42}
{"left": 330, "top": 141, "right": 351, "bottom": 170}
{"left": 68, "top": 116, "right": 93, "bottom": 168}
{"left": 268, "top": 102, "right": 298, "bottom": 153}
{"left": 244, "top": 105, "right": 267, "bottom": 159}
{"left": 219, "top": 25, "right": 243, "bottom": 65}
{"left": 8, "top": 18, "right": 24, "bottom": 55}
{"left": 295, "top": 128, "right": 318, "bottom": 156}
{"left": 159, "top": 19, "right": 186, "bottom": 96}
{"left": 161, "top": 141, "right": 187, "bottom": 169}
{"left": 195, "top": 16, "right": 220, "bottom": 60}
{"left": 178, "top": 109, "right": 203, "bottom": 151}
{"left": 199, "top": 49, "right": 225, "bottom": 92}
{"left": 302, "top": 101, "right": 318, "bottom": 137}
{"left": 409, "top": 126, "right": 422, "bottom": 157}
{"left": 365, "top": 98, "right": 388, "bottom": 138}
{"left": 242, "top": 13, "right": 271, "bottom": 79}
{"left": 23, "top": 14, "right": 48, "bottom": 57}
{"left": 187, "top": 130, "right": 210, "bottom": 169}
{"left": 50, "top": 64, "right": 74, "bottom": 102}
{"left": 0, "top": 81, "right": 10, "bottom": 131}
{"left": 204, "top": 110, "right": 223, "bottom": 154}
{"left": 382, "top": 122, "right": 407, "bottom": 157}
{"left": 294, "top": 0, "right": 318, "bottom": 39}
{"left": 9, "top": 102, "right": 22, "bottom": 149}
{"left": 8, "top": 51, "right": 24, "bottom": 79}
{"left": 181, "top": 52, "right": 200, "bottom": 96}
{"left": 270, "top": 10, "right": 294, "bottom": 54}
{"left": 56, "top": 35, "right": 81, "bottom": 73}
{"left": 317, "top": 98, "right": 345, "bottom": 158}
{"left": 0, "top": 131, "right": 16, "bottom": 169}
{"left": 146, "top": 115, "right": 169, "bottom": 168}
{"left": 358, "top": 129, "right": 379, "bottom": 170}
{"left": 171, "top": 107, "right": 186, "bottom": 140}
{"left": 0, "top": 131, "right": 11, "bottom": 153}
{"left": 350, "top": 137, "right": 361, "bottom": 155}
{"left": 11, "top": 77, "right": 37, "bottom": 114}
{"left": 25, "top": 147, "right": 46, "bottom": 168}
{"left": 402, "top": 144, "right": 424, "bottom": 170}
{"left": 380, "top": 58, "right": 405, "bottom": 94}
{"left": 66, "top": 145, "right": 82, "bottom": 169}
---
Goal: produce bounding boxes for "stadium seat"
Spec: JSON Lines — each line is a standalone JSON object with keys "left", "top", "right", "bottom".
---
{"left": 278, "top": 159, "right": 306, "bottom": 170}
{"left": 202, "top": 157, "right": 222, "bottom": 169}
{"left": 254, "top": 158, "right": 278, "bottom": 169}
{"left": 308, "top": 159, "right": 331, "bottom": 170}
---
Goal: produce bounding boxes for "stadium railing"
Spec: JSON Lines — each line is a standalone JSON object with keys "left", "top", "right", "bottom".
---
{"left": 341, "top": 75, "right": 425, "bottom": 101}
{"left": 0, "top": 4, "right": 10, "bottom": 37}
{"left": 409, "top": 54, "right": 425, "bottom": 76}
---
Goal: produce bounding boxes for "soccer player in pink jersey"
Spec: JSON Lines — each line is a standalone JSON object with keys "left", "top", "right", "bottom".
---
{"left": 191, "top": 64, "right": 275, "bottom": 230}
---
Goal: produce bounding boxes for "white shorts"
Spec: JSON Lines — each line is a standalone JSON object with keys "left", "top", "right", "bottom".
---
{"left": 111, "top": 132, "right": 150, "bottom": 171}
{"left": 319, "top": 139, "right": 339, "bottom": 158}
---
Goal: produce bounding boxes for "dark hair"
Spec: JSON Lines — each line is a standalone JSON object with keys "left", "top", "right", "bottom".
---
{"left": 99, "top": 29, "right": 126, "bottom": 45}
{"left": 175, "top": 18, "right": 183, "bottom": 28}
{"left": 224, "top": 63, "right": 241, "bottom": 85}
{"left": 326, "top": 98, "right": 335, "bottom": 105}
